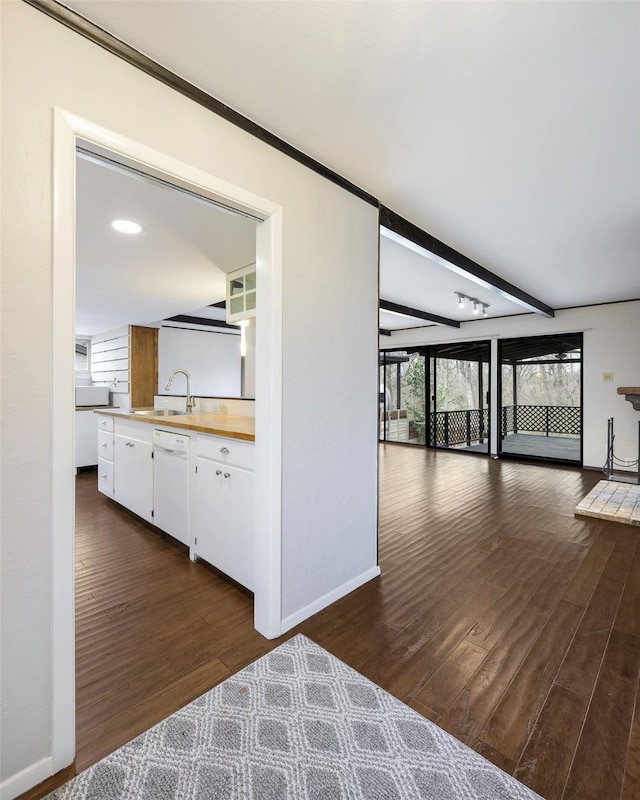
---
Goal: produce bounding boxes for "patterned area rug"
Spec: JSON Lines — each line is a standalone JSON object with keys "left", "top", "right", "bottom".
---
{"left": 47, "top": 634, "right": 542, "bottom": 799}
{"left": 575, "top": 479, "right": 640, "bottom": 526}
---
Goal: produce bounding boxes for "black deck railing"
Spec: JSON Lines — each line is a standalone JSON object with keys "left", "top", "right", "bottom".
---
{"left": 425, "top": 404, "right": 580, "bottom": 447}
{"left": 430, "top": 408, "right": 489, "bottom": 447}
{"left": 501, "top": 404, "right": 581, "bottom": 437}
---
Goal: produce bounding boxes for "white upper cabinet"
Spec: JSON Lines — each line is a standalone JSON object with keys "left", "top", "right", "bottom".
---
{"left": 226, "top": 263, "right": 256, "bottom": 323}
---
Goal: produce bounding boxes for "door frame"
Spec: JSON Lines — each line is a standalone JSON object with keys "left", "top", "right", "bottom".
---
{"left": 426, "top": 341, "right": 492, "bottom": 455}
{"left": 52, "top": 108, "right": 283, "bottom": 771}
{"left": 496, "top": 332, "right": 583, "bottom": 466}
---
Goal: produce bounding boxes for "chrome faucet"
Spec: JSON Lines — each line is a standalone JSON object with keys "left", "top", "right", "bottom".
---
{"left": 165, "top": 369, "right": 195, "bottom": 412}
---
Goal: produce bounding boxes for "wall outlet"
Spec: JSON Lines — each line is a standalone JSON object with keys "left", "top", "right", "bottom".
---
{"left": 161, "top": 397, "right": 169, "bottom": 407}
{"left": 602, "top": 373, "right": 613, "bottom": 382}
{"left": 210, "top": 401, "right": 220, "bottom": 413}
{"left": 219, "top": 403, "right": 228, "bottom": 415}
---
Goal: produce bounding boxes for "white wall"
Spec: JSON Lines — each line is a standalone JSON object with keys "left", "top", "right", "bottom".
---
{"left": 383, "top": 301, "right": 640, "bottom": 468}
{"left": 0, "top": 2, "right": 378, "bottom": 794}
{"left": 158, "top": 326, "right": 241, "bottom": 398}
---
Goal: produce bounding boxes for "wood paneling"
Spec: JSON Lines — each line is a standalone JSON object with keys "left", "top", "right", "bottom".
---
{"left": 129, "top": 324, "right": 158, "bottom": 407}
{"left": 18, "top": 446, "right": 640, "bottom": 800}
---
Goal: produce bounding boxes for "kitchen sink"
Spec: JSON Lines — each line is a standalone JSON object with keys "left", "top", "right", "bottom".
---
{"left": 132, "top": 409, "right": 189, "bottom": 416}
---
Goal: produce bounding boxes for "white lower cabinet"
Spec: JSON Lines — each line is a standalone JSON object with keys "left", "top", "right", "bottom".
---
{"left": 76, "top": 409, "right": 99, "bottom": 468}
{"left": 97, "top": 415, "right": 115, "bottom": 497}
{"left": 94, "top": 414, "right": 254, "bottom": 589}
{"left": 98, "top": 456, "right": 114, "bottom": 497}
{"left": 113, "top": 420, "right": 154, "bottom": 523}
{"left": 194, "top": 435, "right": 254, "bottom": 592}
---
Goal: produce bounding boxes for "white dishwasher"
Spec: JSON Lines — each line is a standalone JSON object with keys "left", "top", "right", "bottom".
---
{"left": 153, "top": 429, "right": 191, "bottom": 546}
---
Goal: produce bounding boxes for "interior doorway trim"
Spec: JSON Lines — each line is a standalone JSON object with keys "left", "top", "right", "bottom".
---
{"left": 52, "top": 108, "right": 283, "bottom": 772}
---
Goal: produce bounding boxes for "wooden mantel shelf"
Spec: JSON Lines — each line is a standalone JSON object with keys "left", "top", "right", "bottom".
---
{"left": 617, "top": 387, "right": 640, "bottom": 411}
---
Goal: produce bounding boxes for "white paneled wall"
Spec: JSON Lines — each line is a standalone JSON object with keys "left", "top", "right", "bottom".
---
{"left": 90, "top": 326, "right": 130, "bottom": 392}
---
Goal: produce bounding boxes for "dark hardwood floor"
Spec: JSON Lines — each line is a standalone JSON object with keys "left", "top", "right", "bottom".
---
{"left": 21, "top": 446, "right": 640, "bottom": 799}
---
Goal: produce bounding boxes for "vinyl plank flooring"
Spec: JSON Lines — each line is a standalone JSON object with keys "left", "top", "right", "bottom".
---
{"left": 438, "top": 608, "right": 548, "bottom": 745}
{"left": 465, "top": 557, "right": 553, "bottom": 650}
{"left": 555, "top": 574, "right": 624, "bottom": 697}
{"left": 406, "top": 697, "right": 442, "bottom": 724}
{"left": 525, "top": 547, "right": 587, "bottom": 618}
{"left": 473, "top": 740, "right": 516, "bottom": 776}
{"left": 622, "top": 703, "right": 640, "bottom": 800}
{"left": 76, "top": 658, "right": 232, "bottom": 771}
{"left": 614, "top": 555, "right": 640, "bottom": 636}
{"left": 563, "top": 629, "right": 640, "bottom": 799}
{"left": 414, "top": 639, "right": 488, "bottom": 716}
{"left": 512, "top": 683, "right": 588, "bottom": 800}
{"left": 479, "top": 599, "right": 584, "bottom": 762}
{"left": 362, "top": 578, "right": 505, "bottom": 698}
{"left": 562, "top": 535, "right": 616, "bottom": 607}
{"left": 25, "top": 449, "right": 640, "bottom": 800}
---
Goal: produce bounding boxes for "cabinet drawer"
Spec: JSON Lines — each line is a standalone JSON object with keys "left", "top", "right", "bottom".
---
{"left": 197, "top": 434, "right": 254, "bottom": 470}
{"left": 96, "top": 415, "right": 114, "bottom": 433}
{"left": 114, "top": 417, "right": 154, "bottom": 444}
{"left": 98, "top": 430, "right": 114, "bottom": 460}
{"left": 98, "top": 457, "right": 114, "bottom": 497}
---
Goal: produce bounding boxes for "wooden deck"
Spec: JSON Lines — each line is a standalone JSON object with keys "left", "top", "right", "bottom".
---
{"left": 20, "top": 448, "right": 640, "bottom": 800}
{"left": 459, "top": 432, "right": 581, "bottom": 461}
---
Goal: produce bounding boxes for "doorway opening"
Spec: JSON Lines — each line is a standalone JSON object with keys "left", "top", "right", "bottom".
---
{"left": 73, "top": 147, "right": 265, "bottom": 767}
{"left": 379, "top": 340, "right": 491, "bottom": 455}
{"left": 53, "top": 109, "right": 283, "bottom": 774}
{"left": 498, "top": 333, "right": 583, "bottom": 464}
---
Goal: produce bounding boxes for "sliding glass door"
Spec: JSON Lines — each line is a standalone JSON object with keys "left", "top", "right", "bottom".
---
{"left": 498, "top": 333, "right": 582, "bottom": 464}
{"left": 427, "top": 341, "right": 490, "bottom": 454}
{"left": 380, "top": 341, "right": 490, "bottom": 454}
{"left": 379, "top": 350, "right": 426, "bottom": 445}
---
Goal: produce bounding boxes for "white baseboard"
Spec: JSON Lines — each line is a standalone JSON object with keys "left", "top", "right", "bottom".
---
{"left": 280, "top": 565, "right": 381, "bottom": 634}
{"left": 1, "top": 756, "right": 53, "bottom": 800}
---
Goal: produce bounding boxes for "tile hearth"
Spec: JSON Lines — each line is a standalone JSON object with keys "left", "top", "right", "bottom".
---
{"left": 575, "top": 479, "right": 640, "bottom": 526}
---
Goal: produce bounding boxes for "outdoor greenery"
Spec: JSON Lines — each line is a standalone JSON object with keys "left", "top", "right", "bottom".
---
{"left": 382, "top": 349, "right": 580, "bottom": 445}
{"left": 502, "top": 361, "right": 581, "bottom": 407}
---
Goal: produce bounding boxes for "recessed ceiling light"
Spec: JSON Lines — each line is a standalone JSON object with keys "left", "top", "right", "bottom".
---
{"left": 111, "top": 219, "right": 142, "bottom": 234}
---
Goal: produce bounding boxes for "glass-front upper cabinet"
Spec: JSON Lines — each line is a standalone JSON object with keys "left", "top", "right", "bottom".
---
{"left": 226, "top": 264, "right": 256, "bottom": 322}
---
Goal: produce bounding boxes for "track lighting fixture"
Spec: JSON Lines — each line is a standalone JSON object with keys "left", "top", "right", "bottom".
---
{"left": 455, "top": 292, "right": 490, "bottom": 318}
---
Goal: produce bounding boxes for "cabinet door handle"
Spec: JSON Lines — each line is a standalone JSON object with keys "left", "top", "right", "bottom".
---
{"left": 215, "top": 469, "right": 222, "bottom": 476}
{"left": 101, "top": 473, "right": 107, "bottom": 478}
{"left": 219, "top": 447, "right": 230, "bottom": 454}
{"left": 102, "top": 443, "right": 108, "bottom": 448}
{"left": 224, "top": 472, "right": 230, "bottom": 479}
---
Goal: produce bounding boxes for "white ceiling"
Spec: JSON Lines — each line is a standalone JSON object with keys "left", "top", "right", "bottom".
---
{"left": 66, "top": 1, "right": 640, "bottom": 327}
{"left": 379, "top": 235, "right": 523, "bottom": 330}
{"left": 76, "top": 154, "right": 257, "bottom": 336}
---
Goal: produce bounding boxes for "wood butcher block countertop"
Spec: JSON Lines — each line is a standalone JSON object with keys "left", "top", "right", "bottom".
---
{"left": 94, "top": 408, "right": 255, "bottom": 441}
